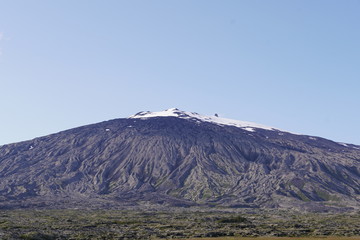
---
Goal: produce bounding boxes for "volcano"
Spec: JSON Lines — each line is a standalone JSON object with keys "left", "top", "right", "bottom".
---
{"left": 0, "top": 108, "right": 359, "bottom": 211}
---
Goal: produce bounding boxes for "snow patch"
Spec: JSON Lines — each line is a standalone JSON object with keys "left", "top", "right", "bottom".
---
{"left": 337, "top": 142, "right": 360, "bottom": 150}
{"left": 129, "top": 108, "right": 280, "bottom": 132}
{"left": 243, "top": 127, "right": 255, "bottom": 132}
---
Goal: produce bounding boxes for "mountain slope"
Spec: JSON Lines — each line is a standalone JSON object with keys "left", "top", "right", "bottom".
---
{"left": 0, "top": 109, "right": 359, "bottom": 211}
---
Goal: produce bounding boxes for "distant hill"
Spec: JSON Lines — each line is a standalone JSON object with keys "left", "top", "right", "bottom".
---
{"left": 0, "top": 108, "right": 359, "bottom": 211}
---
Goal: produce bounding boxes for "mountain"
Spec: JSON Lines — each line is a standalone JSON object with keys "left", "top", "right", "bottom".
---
{"left": 0, "top": 108, "right": 359, "bottom": 211}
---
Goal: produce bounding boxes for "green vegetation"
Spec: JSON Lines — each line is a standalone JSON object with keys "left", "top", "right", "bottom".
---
{"left": 0, "top": 208, "right": 358, "bottom": 239}
{"left": 183, "top": 238, "right": 360, "bottom": 240}
{"left": 218, "top": 216, "right": 248, "bottom": 223}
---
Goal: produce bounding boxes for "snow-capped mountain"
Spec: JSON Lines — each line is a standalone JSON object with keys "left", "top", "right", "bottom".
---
{"left": 0, "top": 109, "right": 359, "bottom": 211}
{"left": 130, "top": 108, "right": 277, "bottom": 132}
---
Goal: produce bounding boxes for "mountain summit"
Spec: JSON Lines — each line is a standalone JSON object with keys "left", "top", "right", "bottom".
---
{"left": 0, "top": 109, "right": 359, "bottom": 211}
{"left": 129, "top": 108, "right": 278, "bottom": 132}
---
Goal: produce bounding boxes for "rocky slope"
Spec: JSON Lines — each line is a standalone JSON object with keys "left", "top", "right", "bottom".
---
{"left": 0, "top": 109, "right": 359, "bottom": 211}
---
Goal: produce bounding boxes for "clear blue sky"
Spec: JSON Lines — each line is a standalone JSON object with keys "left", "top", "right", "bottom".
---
{"left": 1, "top": 0, "right": 360, "bottom": 145}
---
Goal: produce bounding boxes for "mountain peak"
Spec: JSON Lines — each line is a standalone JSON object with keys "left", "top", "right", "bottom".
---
{"left": 130, "top": 108, "right": 186, "bottom": 118}
{"left": 0, "top": 108, "right": 359, "bottom": 211}
{"left": 129, "top": 108, "right": 278, "bottom": 132}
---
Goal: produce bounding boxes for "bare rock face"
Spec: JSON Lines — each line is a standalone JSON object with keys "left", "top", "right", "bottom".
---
{"left": 0, "top": 109, "right": 359, "bottom": 211}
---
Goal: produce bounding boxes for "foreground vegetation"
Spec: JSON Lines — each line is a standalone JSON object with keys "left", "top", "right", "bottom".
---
{"left": 182, "top": 238, "right": 360, "bottom": 240}
{"left": 0, "top": 208, "right": 359, "bottom": 239}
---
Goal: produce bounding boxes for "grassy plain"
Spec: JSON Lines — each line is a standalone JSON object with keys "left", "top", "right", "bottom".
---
{"left": 0, "top": 208, "right": 358, "bottom": 239}
{"left": 181, "top": 237, "right": 360, "bottom": 240}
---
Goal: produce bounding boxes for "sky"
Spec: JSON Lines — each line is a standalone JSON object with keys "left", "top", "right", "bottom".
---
{"left": 0, "top": 0, "right": 360, "bottom": 145}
